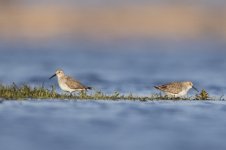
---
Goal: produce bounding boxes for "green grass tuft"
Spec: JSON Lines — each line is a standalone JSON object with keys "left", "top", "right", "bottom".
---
{"left": 0, "top": 83, "right": 213, "bottom": 101}
{"left": 195, "top": 89, "right": 210, "bottom": 100}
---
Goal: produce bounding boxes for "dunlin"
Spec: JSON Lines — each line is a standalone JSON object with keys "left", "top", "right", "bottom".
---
{"left": 49, "top": 69, "right": 92, "bottom": 93}
{"left": 154, "top": 81, "right": 198, "bottom": 97}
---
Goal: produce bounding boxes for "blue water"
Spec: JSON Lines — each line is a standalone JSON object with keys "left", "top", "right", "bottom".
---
{"left": 0, "top": 38, "right": 226, "bottom": 96}
{"left": 1, "top": 100, "right": 226, "bottom": 150}
{"left": 0, "top": 38, "right": 226, "bottom": 150}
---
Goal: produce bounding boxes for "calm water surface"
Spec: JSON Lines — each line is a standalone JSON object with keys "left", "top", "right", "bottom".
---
{"left": 0, "top": 100, "right": 226, "bottom": 150}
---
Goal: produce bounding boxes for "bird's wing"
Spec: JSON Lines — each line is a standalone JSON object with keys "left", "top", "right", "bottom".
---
{"left": 65, "top": 76, "right": 87, "bottom": 90}
{"left": 154, "top": 82, "right": 183, "bottom": 94}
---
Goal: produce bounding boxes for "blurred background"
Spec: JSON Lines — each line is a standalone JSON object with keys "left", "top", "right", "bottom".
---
{"left": 1, "top": 0, "right": 226, "bottom": 40}
{"left": 0, "top": 0, "right": 226, "bottom": 96}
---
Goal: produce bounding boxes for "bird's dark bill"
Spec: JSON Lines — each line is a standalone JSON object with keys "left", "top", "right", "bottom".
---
{"left": 192, "top": 86, "right": 199, "bottom": 92}
{"left": 49, "top": 74, "right": 56, "bottom": 79}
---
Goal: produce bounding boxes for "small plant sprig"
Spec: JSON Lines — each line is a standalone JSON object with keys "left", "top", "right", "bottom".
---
{"left": 195, "top": 89, "right": 210, "bottom": 100}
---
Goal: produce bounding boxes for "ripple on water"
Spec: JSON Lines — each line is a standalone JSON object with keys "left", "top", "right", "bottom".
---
{"left": 1, "top": 101, "right": 226, "bottom": 150}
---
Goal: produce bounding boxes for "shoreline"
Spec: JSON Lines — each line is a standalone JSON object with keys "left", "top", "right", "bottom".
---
{"left": 0, "top": 84, "right": 213, "bottom": 101}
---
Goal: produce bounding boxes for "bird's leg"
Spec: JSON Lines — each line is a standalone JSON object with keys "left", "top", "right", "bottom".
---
{"left": 61, "top": 91, "right": 66, "bottom": 96}
{"left": 80, "top": 90, "right": 86, "bottom": 95}
{"left": 63, "top": 91, "right": 72, "bottom": 97}
{"left": 70, "top": 92, "right": 73, "bottom": 97}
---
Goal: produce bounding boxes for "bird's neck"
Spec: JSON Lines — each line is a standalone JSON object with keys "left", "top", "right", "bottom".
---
{"left": 184, "top": 87, "right": 192, "bottom": 92}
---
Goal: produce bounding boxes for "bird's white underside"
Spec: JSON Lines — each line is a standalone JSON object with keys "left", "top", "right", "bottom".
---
{"left": 165, "top": 88, "right": 191, "bottom": 97}
{"left": 58, "top": 78, "right": 83, "bottom": 93}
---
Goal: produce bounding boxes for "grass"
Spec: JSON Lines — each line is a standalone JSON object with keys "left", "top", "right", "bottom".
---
{"left": 0, "top": 83, "right": 214, "bottom": 101}
{"left": 195, "top": 89, "right": 210, "bottom": 100}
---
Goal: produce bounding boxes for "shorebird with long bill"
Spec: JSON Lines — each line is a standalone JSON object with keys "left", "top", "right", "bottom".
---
{"left": 49, "top": 69, "right": 92, "bottom": 93}
{"left": 154, "top": 81, "right": 198, "bottom": 97}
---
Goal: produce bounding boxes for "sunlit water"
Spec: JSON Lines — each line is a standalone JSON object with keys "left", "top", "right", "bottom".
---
{"left": 0, "top": 38, "right": 226, "bottom": 150}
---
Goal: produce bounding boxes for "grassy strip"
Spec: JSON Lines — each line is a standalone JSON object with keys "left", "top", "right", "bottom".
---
{"left": 0, "top": 83, "right": 212, "bottom": 101}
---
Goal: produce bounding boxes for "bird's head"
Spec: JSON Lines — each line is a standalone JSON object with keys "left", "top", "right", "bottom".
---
{"left": 49, "top": 69, "right": 65, "bottom": 79}
{"left": 184, "top": 81, "right": 199, "bottom": 92}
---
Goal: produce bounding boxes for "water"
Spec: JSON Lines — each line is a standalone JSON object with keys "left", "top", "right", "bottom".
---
{"left": 0, "top": 38, "right": 226, "bottom": 150}
{"left": 0, "top": 39, "right": 226, "bottom": 96}
{"left": 1, "top": 100, "right": 226, "bottom": 150}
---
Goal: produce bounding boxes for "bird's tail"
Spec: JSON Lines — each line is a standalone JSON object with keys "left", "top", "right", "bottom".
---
{"left": 86, "top": 87, "right": 92, "bottom": 90}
